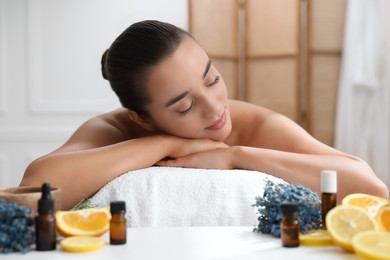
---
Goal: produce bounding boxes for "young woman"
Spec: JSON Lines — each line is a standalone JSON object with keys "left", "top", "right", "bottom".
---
{"left": 20, "top": 20, "right": 388, "bottom": 209}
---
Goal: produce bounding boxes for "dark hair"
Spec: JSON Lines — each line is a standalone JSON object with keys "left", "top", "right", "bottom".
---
{"left": 101, "top": 20, "right": 192, "bottom": 117}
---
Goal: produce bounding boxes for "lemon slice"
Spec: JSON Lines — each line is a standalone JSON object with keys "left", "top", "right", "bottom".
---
{"left": 352, "top": 231, "right": 390, "bottom": 260}
{"left": 299, "top": 230, "right": 333, "bottom": 246}
{"left": 326, "top": 205, "right": 379, "bottom": 251}
{"left": 341, "top": 193, "right": 389, "bottom": 218}
{"left": 60, "top": 236, "right": 105, "bottom": 253}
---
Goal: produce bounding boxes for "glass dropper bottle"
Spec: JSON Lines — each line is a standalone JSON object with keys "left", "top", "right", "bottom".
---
{"left": 35, "top": 182, "right": 57, "bottom": 251}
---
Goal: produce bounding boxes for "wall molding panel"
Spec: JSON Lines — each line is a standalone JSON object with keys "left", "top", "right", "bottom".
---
{"left": 0, "top": 0, "right": 7, "bottom": 116}
{"left": 0, "top": 154, "right": 7, "bottom": 186}
{"left": 26, "top": 0, "right": 118, "bottom": 115}
{"left": 0, "top": 127, "right": 74, "bottom": 143}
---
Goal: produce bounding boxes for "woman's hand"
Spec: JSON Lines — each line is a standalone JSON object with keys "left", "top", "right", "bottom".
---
{"left": 157, "top": 145, "right": 234, "bottom": 169}
{"left": 164, "top": 136, "right": 229, "bottom": 158}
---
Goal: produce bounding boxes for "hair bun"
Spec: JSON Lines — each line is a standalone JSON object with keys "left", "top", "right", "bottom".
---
{"left": 101, "top": 49, "right": 109, "bottom": 80}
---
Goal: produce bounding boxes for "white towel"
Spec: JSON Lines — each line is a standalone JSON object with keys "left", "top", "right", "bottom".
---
{"left": 88, "top": 166, "right": 284, "bottom": 227}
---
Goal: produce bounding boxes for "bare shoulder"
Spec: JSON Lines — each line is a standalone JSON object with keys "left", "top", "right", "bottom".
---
{"left": 228, "top": 100, "right": 276, "bottom": 146}
{"left": 229, "top": 100, "right": 337, "bottom": 154}
{"left": 229, "top": 99, "right": 273, "bottom": 119}
{"left": 83, "top": 108, "right": 135, "bottom": 139}
{"left": 53, "top": 108, "right": 140, "bottom": 153}
{"left": 229, "top": 99, "right": 279, "bottom": 129}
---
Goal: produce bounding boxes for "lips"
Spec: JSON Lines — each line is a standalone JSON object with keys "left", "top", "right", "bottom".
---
{"left": 206, "top": 112, "right": 226, "bottom": 130}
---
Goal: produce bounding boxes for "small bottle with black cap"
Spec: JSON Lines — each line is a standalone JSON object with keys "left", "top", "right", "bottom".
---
{"left": 35, "top": 182, "right": 57, "bottom": 251}
{"left": 281, "top": 202, "right": 300, "bottom": 247}
{"left": 110, "top": 201, "right": 127, "bottom": 245}
{"left": 321, "top": 170, "right": 337, "bottom": 230}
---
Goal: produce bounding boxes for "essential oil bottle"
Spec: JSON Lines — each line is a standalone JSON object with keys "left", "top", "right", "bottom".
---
{"left": 110, "top": 201, "right": 127, "bottom": 245}
{"left": 321, "top": 170, "right": 337, "bottom": 230}
{"left": 35, "top": 182, "right": 57, "bottom": 251}
{"left": 281, "top": 202, "right": 300, "bottom": 247}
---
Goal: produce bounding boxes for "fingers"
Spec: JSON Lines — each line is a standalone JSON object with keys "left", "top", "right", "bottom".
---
{"left": 168, "top": 137, "right": 227, "bottom": 158}
{"left": 191, "top": 139, "right": 229, "bottom": 152}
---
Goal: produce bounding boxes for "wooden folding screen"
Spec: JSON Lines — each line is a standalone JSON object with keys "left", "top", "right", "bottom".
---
{"left": 308, "top": 0, "right": 347, "bottom": 145}
{"left": 189, "top": 0, "right": 347, "bottom": 146}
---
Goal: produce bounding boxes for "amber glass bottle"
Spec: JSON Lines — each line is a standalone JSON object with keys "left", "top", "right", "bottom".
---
{"left": 35, "top": 183, "right": 57, "bottom": 251}
{"left": 281, "top": 202, "right": 300, "bottom": 248}
{"left": 321, "top": 170, "right": 337, "bottom": 230}
{"left": 110, "top": 201, "right": 127, "bottom": 245}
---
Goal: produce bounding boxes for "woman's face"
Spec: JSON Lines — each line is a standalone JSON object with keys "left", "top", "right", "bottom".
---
{"left": 145, "top": 37, "right": 231, "bottom": 141}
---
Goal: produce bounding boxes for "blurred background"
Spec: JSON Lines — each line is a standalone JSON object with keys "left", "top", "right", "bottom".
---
{"left": 0, "top": 0, "right": 389, "bottom": 191}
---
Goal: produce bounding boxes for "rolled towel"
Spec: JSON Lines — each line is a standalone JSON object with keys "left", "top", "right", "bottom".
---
{"left": 88, "top": 166, "right": 285, "bottom": 227}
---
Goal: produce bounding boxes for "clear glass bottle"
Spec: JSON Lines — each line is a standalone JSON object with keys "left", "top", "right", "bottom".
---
{"left": 110, "top": 201, "right": 127, "bottom": 245}
{"left": 321, "top": 170, "right": 337, "bottom": 230}
{"left": 35, "top": 182, "right": 57, "bottom": 251}
{"left": 281, "top": 202, "right": 300, "bottom": 247}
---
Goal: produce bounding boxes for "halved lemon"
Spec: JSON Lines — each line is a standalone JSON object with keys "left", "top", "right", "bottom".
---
{"left": 352, "top": 231, "right": 390, "bottom": 260}
{"left": 299, "top": 230, "right": 333, "bottom": 246}
{"left": 341, "top": 193, "right": 389, "bottom": 218}
{"left": 60, "top": 236, "right": 105, "bottom": 253}
{"left": 377, "top": 204, "right": 390, "bottom": 232}
{"left": 55, "top": 207, "right": 111, "bottom": 237}
{"left": 326, "top": 205, "right": 379, "bottom": 251}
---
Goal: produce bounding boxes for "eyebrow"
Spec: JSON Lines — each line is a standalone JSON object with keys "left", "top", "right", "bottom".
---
{"left": 202, "top": 59, "right": 212, "bottom": 79}
{"left": 165, "top": 60, "right": 212, "bottom": 107}
{"left": 165, "top": 90, "right": 191, "bottom": 107}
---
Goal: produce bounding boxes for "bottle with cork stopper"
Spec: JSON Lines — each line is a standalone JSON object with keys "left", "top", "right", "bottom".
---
{"left": 110, "top": 201, "right": 127, "bottom": 245}
{"left": 321, "top": 170, "right": 337, "bottom": 230}
{"left": 35, "top": 182, "right": 57, "bottom": 251}
{"left": 280, "top": 202, "right": 300, "bottom": 247}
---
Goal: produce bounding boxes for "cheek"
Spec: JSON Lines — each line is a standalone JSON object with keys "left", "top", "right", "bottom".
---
{"left": 151, "top": 113, "right": 201, "bottom": 135}
{"left": 218, "top": 79, "right": 229, "bottom": 100}
{"left": 168, "top": 117, "right": 206, "bottom": 138}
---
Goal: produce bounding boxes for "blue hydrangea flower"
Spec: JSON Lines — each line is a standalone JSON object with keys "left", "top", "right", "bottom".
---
{"left": 0, "top": 199, "right": 36, "bottom": 254}
{"left": 253, "top": 180, "right": 322, "bottom": 237}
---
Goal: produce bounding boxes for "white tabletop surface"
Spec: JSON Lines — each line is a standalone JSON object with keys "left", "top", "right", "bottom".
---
{"left": 4, "top": 226, "right": 358, "bottom": 260}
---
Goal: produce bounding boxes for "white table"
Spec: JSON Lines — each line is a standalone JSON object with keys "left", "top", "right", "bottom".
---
{"left": 4, "top": 226, "right": 358, "bottom": 260}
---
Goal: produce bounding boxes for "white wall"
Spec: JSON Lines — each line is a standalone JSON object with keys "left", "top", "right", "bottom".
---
{"left": 0, "top": 0, "right": 188, "bottom": 187}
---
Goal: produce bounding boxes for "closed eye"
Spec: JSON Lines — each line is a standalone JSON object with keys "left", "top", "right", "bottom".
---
{"left": 207, "top": 76, "right": 220, "bottom": 87}
{"left": 178, "top": 99, "right": 195, "bottom": 116}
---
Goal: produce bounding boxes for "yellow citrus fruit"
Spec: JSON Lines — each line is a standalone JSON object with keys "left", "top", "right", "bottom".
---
{"left": 60, "top": 236, "right": 105, "bottom": 253}
{"left": 55, "top": 207, "right": 111, "bottom": 237}
{"left": 299, "top": 230, "right": 333, "bottom": 246}
{"left": 377, "top": 204, "right": 390, "bottom": 232}
{"left": 341, "top": 193, "right": 389, "bottom": 218}
{"left": 352, "top": 231, "right": 390, "bottom": 260}
{"left": 326, "top": 205, "right": 379, "bottom": 251}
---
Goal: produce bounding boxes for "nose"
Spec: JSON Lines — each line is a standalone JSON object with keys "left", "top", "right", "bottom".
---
{"left": 201, "top": 93, "right": 220, "bottom": 119}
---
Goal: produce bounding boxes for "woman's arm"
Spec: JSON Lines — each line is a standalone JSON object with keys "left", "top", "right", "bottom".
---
{"left": 230, "top": 146, "right": 388, "bottom": 201}
{"left": 20, "top": 111, "right": 226, "bottom": 209}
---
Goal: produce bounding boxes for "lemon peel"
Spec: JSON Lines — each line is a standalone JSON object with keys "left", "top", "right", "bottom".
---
{"left": 352, "top": 231, "right": 390, "bottom": 260}
{"left": 60, "top": 236, "right": 105, "bottom": 253}
{"left": 299, "top": 230, "right": 333, "bottom": 246}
